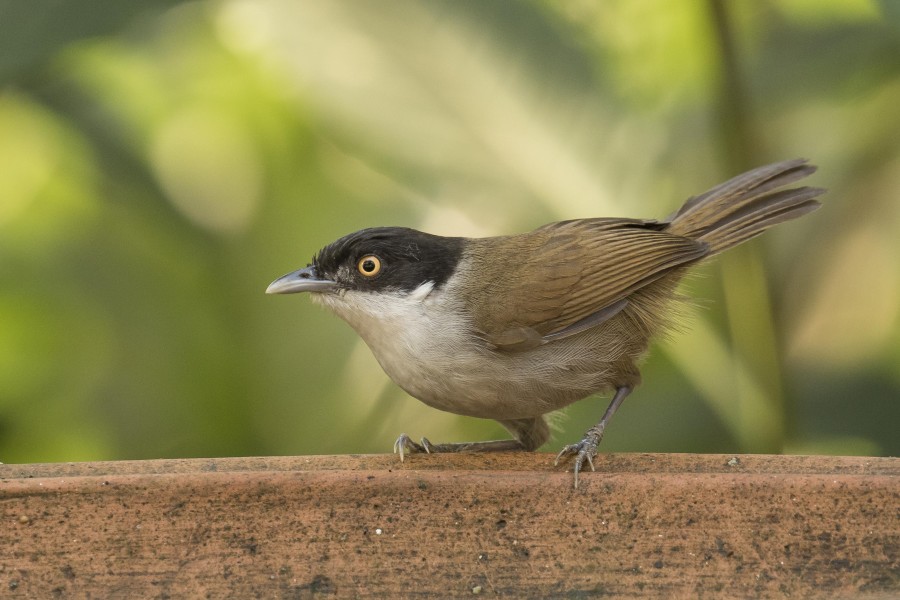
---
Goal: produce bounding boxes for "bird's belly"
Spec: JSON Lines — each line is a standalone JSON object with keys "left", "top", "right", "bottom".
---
{"left": 367, "top": 331, "right": 620, "bottom": 420}
{"left": 325, "top": 289, "right": 640, "bottom": 420}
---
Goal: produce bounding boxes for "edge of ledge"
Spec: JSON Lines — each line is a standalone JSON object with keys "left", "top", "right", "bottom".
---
{"left": 2, "top": 452, "right": 897, "bottom": 480}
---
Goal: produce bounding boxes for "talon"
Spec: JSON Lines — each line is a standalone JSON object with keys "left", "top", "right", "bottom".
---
{"left": 421, "top": 437, "right": 433, "bottom": 454}
{"left": 554, "top": 444, "right": 577, "bottom": 466}
{"left": 393, "top": 433, "right": 429, "bottom": 462}
{"left": 555, "top": 435, "right": 601, "bottom": 488}
{"left": 556, "top": 386, "right": 629, "bottom": 487}
{"left": 393, "top": 433, "right": 415, "bottom": 461}
{"left": 393, "top": 434, "right": 408, "bottom": 461}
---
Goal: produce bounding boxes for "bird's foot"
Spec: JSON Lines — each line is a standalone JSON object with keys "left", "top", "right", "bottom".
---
{"left": 393, "top": 435, "right": 526, "bottom": 461}
{"left": 554, "top": 425, "right": 605, "bottom": 488}
{"left": 393, "top": 434, "right": 435, "bottom": 461}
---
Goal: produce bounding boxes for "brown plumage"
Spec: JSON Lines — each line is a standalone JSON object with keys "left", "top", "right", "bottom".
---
{"left": 267, "top": 159, "right": 824, "bottom": 486}
{"left": 466, "top": 159, "right": 820, "bottom": 351}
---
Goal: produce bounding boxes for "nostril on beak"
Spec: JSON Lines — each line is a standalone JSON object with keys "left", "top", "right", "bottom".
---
{"left": 300, "top": 272, "right": 311, "bottom": 279}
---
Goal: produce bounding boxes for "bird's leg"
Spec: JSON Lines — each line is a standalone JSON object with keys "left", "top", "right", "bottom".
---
{"left": 393, "top": 435, "right": 525, "bottom": 461}
{"left": 555, "top": 385, "right": 633, "bottom": 487}
{"left": 393, "top": 416, "right": 549, "bottom": 461}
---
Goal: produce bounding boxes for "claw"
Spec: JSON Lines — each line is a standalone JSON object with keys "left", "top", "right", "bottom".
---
{"left": 393, "top": 434, "right": 407, "bottom": 461}
{"left": 554, "top": 386, "right": 631, "bottom": 487}
{"left": 554, "top": 444, "right": 577, "bottom": 466}
{"left": 393, "top": 433, "right": 414, "bottom": 461}
{"left": 393, "top": 433, "right": 428, "bottom": 462}
{"left": 555, "top": 434, "right": 601, "bottom": 488}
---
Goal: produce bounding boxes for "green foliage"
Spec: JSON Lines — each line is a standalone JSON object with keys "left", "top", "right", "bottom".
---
{"left": 1, "top": 0, "right": 898, "bottom": 462}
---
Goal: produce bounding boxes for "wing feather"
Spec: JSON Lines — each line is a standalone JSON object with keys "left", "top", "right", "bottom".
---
{"left": 462, "top": 218, "right": 707, "bottom": 350}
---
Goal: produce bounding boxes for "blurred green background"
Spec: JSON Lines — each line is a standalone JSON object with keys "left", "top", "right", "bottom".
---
{"left": 1, "top": 0, "right": 898, "bottom": 463}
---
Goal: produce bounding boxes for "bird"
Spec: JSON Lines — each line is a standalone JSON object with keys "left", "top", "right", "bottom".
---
{"left": 267, "top": 159, "right": 823, "bottom": 486}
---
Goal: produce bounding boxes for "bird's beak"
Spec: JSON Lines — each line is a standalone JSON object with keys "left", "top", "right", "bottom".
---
{"left": 266, "top": 266, "right": 337, "bottom": 294}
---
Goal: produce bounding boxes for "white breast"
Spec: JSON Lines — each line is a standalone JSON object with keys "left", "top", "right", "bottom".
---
{"left": 313, "top": 273, "right": 615, "bottom": 420}
{"left": 314, "top": 278, "right": 473, "bottom": 399}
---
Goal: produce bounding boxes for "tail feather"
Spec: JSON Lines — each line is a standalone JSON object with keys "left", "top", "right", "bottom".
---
{"left": 666, "top": 159, "right": 824, "bottom": 255}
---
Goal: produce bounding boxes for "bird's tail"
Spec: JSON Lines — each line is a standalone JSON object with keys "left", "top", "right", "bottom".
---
{"left": 665, "top": 159, "right": 824, "bottom": 255}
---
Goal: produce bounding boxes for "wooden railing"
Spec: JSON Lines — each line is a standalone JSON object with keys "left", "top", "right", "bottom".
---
{"left": 1, "top": 453, "right": 897, "bottom": 597}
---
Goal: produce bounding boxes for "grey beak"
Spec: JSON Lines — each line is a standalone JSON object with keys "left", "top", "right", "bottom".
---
{"left": 266, "top": 266, "right": 337, "bottom": 294}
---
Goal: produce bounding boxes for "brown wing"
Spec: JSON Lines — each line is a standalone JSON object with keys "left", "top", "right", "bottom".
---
{"left": 463, "top": 218, "right": 709, "bottom": 351}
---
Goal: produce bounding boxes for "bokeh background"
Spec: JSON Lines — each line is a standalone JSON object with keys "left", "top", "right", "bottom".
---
{"left": 2, "top": 0, "right": 898, "bottom": 463}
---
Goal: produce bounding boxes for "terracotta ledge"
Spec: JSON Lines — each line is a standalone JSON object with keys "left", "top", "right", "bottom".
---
{"left": 1, "top": 453, "right": 897, "bottom": 598}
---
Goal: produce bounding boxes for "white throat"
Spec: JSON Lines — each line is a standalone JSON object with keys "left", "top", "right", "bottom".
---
{"left": 310, "top": 277, "right": 477, "bottom": 407}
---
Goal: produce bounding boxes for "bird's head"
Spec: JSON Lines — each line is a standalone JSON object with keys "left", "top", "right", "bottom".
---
{"left": 266, "top": 227, "right": 464, "bottom": 308}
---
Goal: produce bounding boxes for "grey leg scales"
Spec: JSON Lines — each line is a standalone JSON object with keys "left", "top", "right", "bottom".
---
{"left": 394, "top": 435, "right": 525, "bottom": 461}
{"left": 555, "top": 385, "right": 633, "bottom": 487}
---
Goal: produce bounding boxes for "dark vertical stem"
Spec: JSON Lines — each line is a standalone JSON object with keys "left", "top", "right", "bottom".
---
{"left": 706, "top": 0, "right": 790, "bottom": 451}
{"left": 707, "top": 0, "right": 758, "bottom": 170}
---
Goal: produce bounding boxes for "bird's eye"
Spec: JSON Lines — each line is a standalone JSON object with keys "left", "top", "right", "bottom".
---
{"left": 357, "top": 255, "right": 382, "bottom": 277}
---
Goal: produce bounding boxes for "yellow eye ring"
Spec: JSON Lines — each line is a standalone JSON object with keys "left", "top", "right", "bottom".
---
{"left": 357, "top": 255, "right": 382, "bottom": 277}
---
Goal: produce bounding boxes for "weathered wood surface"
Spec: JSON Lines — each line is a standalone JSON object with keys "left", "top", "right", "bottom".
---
{"left": 1, "top": 453, "right": 897, "bottom": 598}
